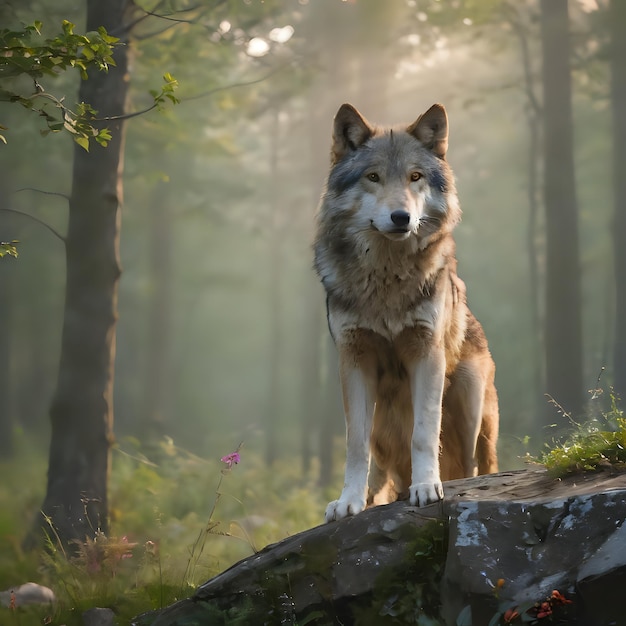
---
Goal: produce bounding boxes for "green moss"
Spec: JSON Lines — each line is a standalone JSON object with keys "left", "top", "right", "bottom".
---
{"left": 352, "top": 520, "right": 449, "bottom": 626}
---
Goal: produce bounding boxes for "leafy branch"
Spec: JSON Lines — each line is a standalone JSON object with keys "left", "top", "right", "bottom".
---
{"left": 0, "top": 20, "right": 118, "bottom": 148}
{"left": 0, "top": 20, "right": 118, "bottom": 80}
{"left": 0, "top": 21, "right": 179, "bottom": 150}
{"left": 98, "top": 72, "right": 180, "bottom": 122}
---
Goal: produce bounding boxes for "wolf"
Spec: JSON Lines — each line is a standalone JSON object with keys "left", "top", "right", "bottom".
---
{"left": 314, "top": 103, "right": 499, "bottom": 523}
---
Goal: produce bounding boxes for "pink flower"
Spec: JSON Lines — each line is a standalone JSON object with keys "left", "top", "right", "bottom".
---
{"left": 120, "top": 536, "right": 133, "bottom": 559}
{"left": 220, "top": 451, "right": 241, "bottom": 468}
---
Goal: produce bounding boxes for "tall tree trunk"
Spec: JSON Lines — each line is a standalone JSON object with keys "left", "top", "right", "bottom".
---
{"left": 265, "top": 107, "right": 283, "bottom": 466}
{"left": 508, "top": 6, "right": 545, "bottom": 418}
{"left": 307, "top": 1, "right": 351, "bottom": 487}
{"left": 355, "top": 0, "right": 394, "bottom": 122}
{"left": 609, "top": 0, "right": 626, "bottom": 401}
{"left": 142, "top": 178, "right": 173, "bottom": 439}
{"left": 539, "top": 0, "right": 584, "bottom": 422}
{"left": 34, "top": 0, "right": 131, "bottom": 547}
{"left": 0, "top": 180, "right": 14, "bottom": 457}
{"left": 300, "top": 96, "right": 326, "bottom": 477}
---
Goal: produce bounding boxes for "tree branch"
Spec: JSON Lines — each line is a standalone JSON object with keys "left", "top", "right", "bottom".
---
{"left": 98, "top": 101, "right": 159, "bottom": 122}
{"left": 112, "top": 0, "right": 170, "bottom": 35}
{"left": 97, "top": 64, "right": 288, "bottom": 122}
{"left": 15, "top": 187, "right": 70, "bottom": 202}
{"left": 133, "top": 21, "right": 183, "bottom": 41}
{"left": 139, "top": 5, "right": 205, "bottom": 25}
{"left": 119, "top": 0, "right": 227, "bottom": 38}
{"left": 184, "top": 63, "right": 290, "bottom": 102}
{"left": 0, "top": 208, "right": 66, "bottom": 243}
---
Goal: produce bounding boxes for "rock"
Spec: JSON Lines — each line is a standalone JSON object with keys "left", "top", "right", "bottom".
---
{"left": 442, "top": 476, "right": 625, "bottom": 625}
{"left": 0, "top": 582, "right": 55, "bottom": 607}
{"left": 576, "top": 521, "right": 626, "bottom": 626}
{"left": 82, "top": 607, "right": 116, "bottom": 626}
{"left": 132, "top": 468, "right": 626, "bottom": 626}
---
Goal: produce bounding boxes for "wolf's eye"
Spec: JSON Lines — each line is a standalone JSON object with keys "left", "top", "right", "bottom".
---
{"left": 366, "top": 172, "right": 380, "bottom": 183}
{"left": 410, "top": 171, "right": 422, "bottom": 182}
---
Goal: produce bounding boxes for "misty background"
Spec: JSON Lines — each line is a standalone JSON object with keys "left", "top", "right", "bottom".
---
{"left": 0, "top": 0, "right": 620, "bottom": 486}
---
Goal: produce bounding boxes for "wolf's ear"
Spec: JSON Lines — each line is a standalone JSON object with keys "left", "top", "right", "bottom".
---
{"left": 407, "top": 104, "right": 448, "bottom": 159}
{"left": 331, "top": 104, "right": 373, "bottom": 164}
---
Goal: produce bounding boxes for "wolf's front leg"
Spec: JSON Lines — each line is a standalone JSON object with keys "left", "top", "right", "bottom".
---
{"left": 325, "top": 359, "right": 375, "bottom": 523}
{"left": 408, "top": 347, "right": 446, "bottom": 506}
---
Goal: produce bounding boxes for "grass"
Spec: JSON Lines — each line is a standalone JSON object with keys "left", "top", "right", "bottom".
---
{"left": 539, "top": 389, "right": 626, "bottom": 476}
{"left": 0, "top": 435, "right": 341, "bottom": 625}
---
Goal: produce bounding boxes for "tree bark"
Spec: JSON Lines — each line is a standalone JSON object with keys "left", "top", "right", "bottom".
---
{"left": 142, "top": 177, "right": 173, "bottom": 439}
{"left": 539, "top": 0, "right": 584, "bottom": 422}
{"left": 508, "top": 7, "right": 545, "bottom": 418}
{"left": 0, "top": 265, "right": 14, "bottom": 458}
{"left": 0, "top": 283, "right": 12, "bottom": 457}
{"left": 609, "top": 0, "right": 626, "bottom": 401}
{"left": 265, "top": 107, "right": 283, "bottom": 467}
{"left": 34, "top": 0, "right": 131, "bottom": 547}
{"left": 0, "top": 180, "right": 14, "bottom": 457}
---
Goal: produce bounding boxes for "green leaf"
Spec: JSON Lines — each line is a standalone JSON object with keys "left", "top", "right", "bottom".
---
{"left": 95, "top": 130, "right": 111, "bottom": 148}
{"left": 0, "top": 241, "right": 19, "bottom": 258}
{"left": 61, "top": 20, "right": 75, "bottom": 36}
{"left": 75, "top": 135, "right": 90, "bottom": 151}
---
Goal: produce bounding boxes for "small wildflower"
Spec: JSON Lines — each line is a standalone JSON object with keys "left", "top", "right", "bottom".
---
{"left": 503, "top": 607, "right": 519, "bottom": 623}
{"left": 494, "top": 577, "right": 506, "bottom": 598}
{"left": 550, "top": 589, "right": 572, "bottom": 604}
{"left": 9, "top": 590, "right": 16, "bottom": 610}
{"left": 220, "top": 451, "right": 241, "bottom": 468}
{"left": 536, "top": 601, "right": 553, "bottom": 619}
{"left": 120, "top": 536, "right": 134, "bottom": 559}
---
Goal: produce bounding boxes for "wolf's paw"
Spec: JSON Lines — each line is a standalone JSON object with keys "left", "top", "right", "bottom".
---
{"left": 325, "top": 496, "right": 366, "bottom": 523}
{"left": 409, "top": 481, "right": 444, "bottom": 507}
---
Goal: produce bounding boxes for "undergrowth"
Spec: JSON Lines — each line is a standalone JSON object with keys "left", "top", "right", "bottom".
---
{"left": 0, "top": 436, "right": 340, "bottom": 625}
{"left": 539, "top": 388, "right": 626, "bottom": 476}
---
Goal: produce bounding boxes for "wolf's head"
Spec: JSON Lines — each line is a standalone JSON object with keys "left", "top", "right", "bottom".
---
{"left": 323, "top": 104, "right": 460, "bottom": 245}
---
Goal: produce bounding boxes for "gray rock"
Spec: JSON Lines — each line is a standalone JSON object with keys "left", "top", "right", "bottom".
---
{"left": 132, "top": 468, "right": 626, "bottom": 626}
{"left": 83, "top": 606, "right": 116, "bottom": 626}
{"left": 442, "top": 489, "right": 625, "bottom": 625}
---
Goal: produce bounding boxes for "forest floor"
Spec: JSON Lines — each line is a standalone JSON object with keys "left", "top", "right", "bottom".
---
{"left": 3, "top": 403, "right": 621, "bottom": 625}
{"left": 0, "top": 436, "right": 341, "bottom": 625}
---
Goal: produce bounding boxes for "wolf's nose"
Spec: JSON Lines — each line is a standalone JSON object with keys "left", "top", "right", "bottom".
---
{"left": 390, "top": 210, "right": 410, "bottom": 227}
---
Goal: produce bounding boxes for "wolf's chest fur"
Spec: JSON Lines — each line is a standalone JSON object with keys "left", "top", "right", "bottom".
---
{"left": 321, "top": 232, "right": 452, "bottom": 339}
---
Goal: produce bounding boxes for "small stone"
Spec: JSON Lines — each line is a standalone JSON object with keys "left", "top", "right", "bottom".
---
{"left": 0, "top": 582, "right": 55, "bottom": 606}
{"left": 83, "top": 607, "right": 116, "bottom": 626}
